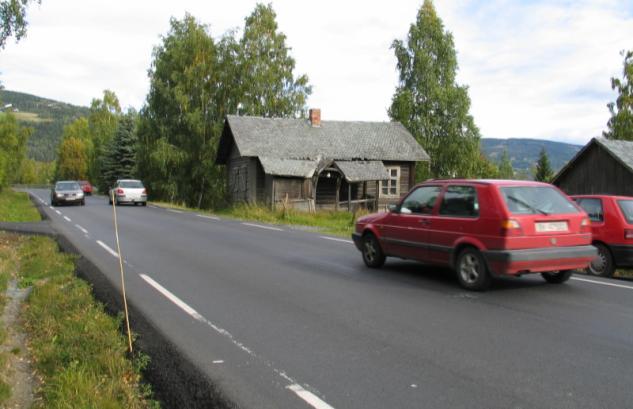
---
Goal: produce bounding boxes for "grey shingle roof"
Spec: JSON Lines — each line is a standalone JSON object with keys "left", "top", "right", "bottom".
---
{"left": 259, "top": 157, "right": 317, "bottom": 178}
{"left": 596, "top": 138, "right": 633, "bottom": 173}
{"left": 225, "top": 115, "right": 429, "bottom": 162}
{"left": 553, "top": 137, "right": 633, "bottom": 183}
{"left": 335, "top": 160, "right": 389, "bottom": 182}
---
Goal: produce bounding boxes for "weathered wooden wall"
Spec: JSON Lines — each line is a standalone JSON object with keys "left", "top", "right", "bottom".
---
{"left": 555, "top": 144, "right": 633, "bottom": 196}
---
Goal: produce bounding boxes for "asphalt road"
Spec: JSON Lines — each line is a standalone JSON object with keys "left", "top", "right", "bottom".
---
{"left": 27, "top": 189, "right": 633, "bottom": 409}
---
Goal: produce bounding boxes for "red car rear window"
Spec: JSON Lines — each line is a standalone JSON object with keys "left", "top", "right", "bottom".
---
{"left": 617, "top": 200, "right": 633, "bottom": 224}
{"left": 500, "top": 186, "right": 578, "bottom": 215}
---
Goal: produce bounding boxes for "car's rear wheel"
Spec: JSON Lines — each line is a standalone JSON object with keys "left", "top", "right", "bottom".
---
{"left": 586, "top": 243, "right": 614, "bottom": 278}
{"left": 141, "top": 202, "right": 147, "bottom": 207}
{"left": 361, "top": 233, "right": 385, "bottom": 268}
{"left": 541, "top": 269, "right": 573, "bottom": 284}
{"left": 80, "top": 199, "right": 85, "bottom": 206}
{"left": 456, "top": 248, "right": 491, "bottom": 291}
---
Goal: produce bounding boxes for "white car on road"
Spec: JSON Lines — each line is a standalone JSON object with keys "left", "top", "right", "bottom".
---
{"left": 109, "top": 179, "right": 147, "bottom": 206}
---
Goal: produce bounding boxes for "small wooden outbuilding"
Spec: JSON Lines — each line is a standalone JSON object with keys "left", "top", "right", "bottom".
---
{"left": 553, "top": 137, "right": 633, "bottom": 196}
{"left": 215, "top": 109, "right": 430, "bottom": 211}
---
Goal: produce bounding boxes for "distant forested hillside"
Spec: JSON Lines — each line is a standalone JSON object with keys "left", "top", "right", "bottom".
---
{"left": 0, "top": 90, "right": 90, "bottom": 161}
{"left": 481, "top": 138, "right": 582, "bottom": 172}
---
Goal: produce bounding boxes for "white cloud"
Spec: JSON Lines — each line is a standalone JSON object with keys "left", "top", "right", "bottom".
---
{"left": 0, "top": 0, "right": 631, "bottom": 145}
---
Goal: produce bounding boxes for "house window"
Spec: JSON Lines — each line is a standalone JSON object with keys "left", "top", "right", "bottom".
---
{"left": 381, "top": 167, "right": 400, "bottom": 197}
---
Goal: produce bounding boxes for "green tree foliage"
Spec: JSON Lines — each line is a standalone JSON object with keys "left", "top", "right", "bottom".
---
{"left": 137, "top": 13, "right": 221, "bottom": 208}
{"left": 0, "top": 112, "right": 29, "bottom": 188}
{"left": 56, "top": 137, "right": 88, "bottom": 180}
{"left": 55, "top": 118, "right": 91, "bottom": 180}
{"left": 389, "top": 0, "right": 481, "bottom": 181}
{"left": 473, "top": 154, "right": 499, "bottom": 179}
{"left": 100, "top": 112, "right": 138, "bottom": 192}
{"left": 236, "top": 3, "right": 311, "bottom": 117}
{"left": 0, "top": 0, "right": 40, "bottom": 49}
{"left": 498, "top": 149, "right": 514, "bottom": 179}
{"left": 138, "top": 6, "right": 310, "bottom": 208}
{"left": 88, "top": 90, "right": 121, "bottom": 181}
{"left": 534, "top": 147, "right": 554, "bottom": 182}
{"left": 604, "top": 50, "right": 633, "bottom": 141}
{"left": 17, "top": 158, "right": 54, "bottom": 184}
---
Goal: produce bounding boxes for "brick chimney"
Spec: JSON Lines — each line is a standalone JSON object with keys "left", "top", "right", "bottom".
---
{"left": 309, "top": 108, "right": 321, "bottom": 127}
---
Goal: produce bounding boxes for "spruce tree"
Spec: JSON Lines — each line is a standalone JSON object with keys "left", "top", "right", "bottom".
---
{"left": 100, "top": 113, "right": 137, "bottom": 191}
{"left": 498, "top": 149, "right": 514, "bottom": 179}
{"left": 534, "top": 148, "right": 554, "bottom": 182}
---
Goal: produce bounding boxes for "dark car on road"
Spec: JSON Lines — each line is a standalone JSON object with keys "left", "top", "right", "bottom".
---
{"left": 572, "top": 194, "right": 633, "bottom": 277}
{"left": 353, "top": 179, "right": 596, "bottom": 290}
{"left": 51, "top": 181, "right": 85, "bottom": 206}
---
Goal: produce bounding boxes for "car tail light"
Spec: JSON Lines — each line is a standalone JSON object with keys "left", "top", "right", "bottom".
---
{"left": 501, "top": 219, "right": 523, "bottom": 236}
{"left": 142, "top": 188, "right": 147, "bottom": 195}
{"left": 116, "top": 188, "right": 124, "bottom": 195}
{"left": 625, "top": 229, "right": 633, "bottom": 240}
{"left": 580, "top": 218, "right": 592, "bottom": 233}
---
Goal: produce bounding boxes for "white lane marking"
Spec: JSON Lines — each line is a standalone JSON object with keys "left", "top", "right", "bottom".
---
{"left": 242, "top": 222, "right": 283, "bottom": 232}
{"left": 140, "top": 274, "right": 337, "bottom": 409}
{"left": 96, "top": 240, "right": 119, "bottom": 258}
{"left": 49, "top": 206, "right": 54, "bottom": 210}
{"left": 75, "top": 224, "right": 88, "bottom": 234}
{"left": 55, "top": 210, "right": 61, "bottom": 215}
{"left": 286, "top": 384, "right": 336, "bottom": 409}
{"left": 63, "top": 216, "right": 72, "bottom": 222}
{"left": 571, "top": 276, "right": 633, "bottom": 290}
{"left": 212, "top": 360, "right": 224, "bottom": 364}
{"left": 167, "top": 209, "right": 183, "bottom": 214}
{"left": 197, "top": 214, "right": 220, "bottom": 221}
{"left": 320, "top": 236, "right": 353, "bottom": 244}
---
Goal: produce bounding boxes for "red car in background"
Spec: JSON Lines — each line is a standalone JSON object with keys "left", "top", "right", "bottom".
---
{"left": 353, "top": 179, "right": 596, "bottom": 291}
{"left": 571, "top": 195, "right": 633, "bottom": 277}
{"left": 78, "top": 180, "right": 93, "bottom": 196}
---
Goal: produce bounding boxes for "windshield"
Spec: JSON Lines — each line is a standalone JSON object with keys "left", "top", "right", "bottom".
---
{"left": 119, "top": 180, "right": 144, "bottom": 188}
{"left": 500, "top": 186, "right": 578, "bottom": 215}
{"left": 618, "top": 200, "right": 633, "bottom": 224}
{"left": 56, "top": 182, "right": 80, "bottom": 191}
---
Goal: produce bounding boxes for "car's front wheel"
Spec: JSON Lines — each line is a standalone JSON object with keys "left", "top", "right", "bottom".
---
{"left": 586, "top": 243, "right": 614, "bottom": 278}
{"left": 455, "top": 248, "right": 491, "bottom": 291}
{"left": 361, "top": 233, "right": 385, "bottom": 268}
{"left": 541, "top": 270, "right": 573, "bottom": 284}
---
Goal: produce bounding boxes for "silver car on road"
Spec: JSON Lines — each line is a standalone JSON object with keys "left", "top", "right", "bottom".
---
{"left": 109, "top": 179, "right": 147, "bottom": 206}
{"left": 51, "top": 181, "right": 85, "bottom": 206}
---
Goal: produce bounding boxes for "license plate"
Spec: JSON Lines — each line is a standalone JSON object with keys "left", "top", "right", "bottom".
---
{"left": 535, "top": 221, "right": 568, "bottom": 232}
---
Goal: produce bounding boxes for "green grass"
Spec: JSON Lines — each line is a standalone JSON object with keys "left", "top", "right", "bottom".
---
{"left": 151, "top": 200, "right": 366, "bottom": 237}
{"left": 15, "top": 236, "right": 159, "bottom": 408}
{"left": 0, "top": 189, "right": 41, "bottom": 222}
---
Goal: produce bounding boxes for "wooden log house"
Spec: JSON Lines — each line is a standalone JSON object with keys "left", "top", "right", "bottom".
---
{"left": 215, "top": 109, "right": 430, "bottom": 211}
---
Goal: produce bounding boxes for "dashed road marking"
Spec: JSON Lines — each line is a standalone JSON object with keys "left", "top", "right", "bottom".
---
{"left": 75, "top": 224, "right": 88, "bottom": 234}
{"left": 63, "top": 216, "right": 72, "bottom": 222}
{"left": 96, "top": 240, "right": 119, "bottom": 258}
{"left": 571, "top": 276, "right": 633, "bottom": 290}
{"left": 139, "top": 274, "right": 337, "bottom": 409}
{"left": 212, "top": 360, "right": 224, "bottom": 364}
{"left": 286, "top": 384, "right": 336, "bottom": 409}
{"left": 55, "top": 210, "right": 61, "bottom": 215}
{"left": 197, "top": 214, "right": 220, "bottom": 221}
{"left": 320, "top": 236, "right": 353, "bottom": 244}
{"left": 242, "top": 223, "right": 283, "bottom": 232}
{"left": 167, "top": 209, "right": 183, "bottom": 214}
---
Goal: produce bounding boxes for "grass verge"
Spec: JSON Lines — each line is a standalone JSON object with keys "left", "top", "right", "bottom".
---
{"left": 150, "top": 201, "right": 368, "bottom": 237}
{"left": 0, "top": 189, "right": 40, "bottom": 222}
{"left": 15, "top": 235, "right": 159, "bottom": 408}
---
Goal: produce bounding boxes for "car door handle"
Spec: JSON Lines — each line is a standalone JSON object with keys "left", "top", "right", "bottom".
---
{"left": 419, "top": 219, "right": 431, "bottom": 225}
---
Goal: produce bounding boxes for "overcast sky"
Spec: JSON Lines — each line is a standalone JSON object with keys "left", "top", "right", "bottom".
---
{"left": 1, "top": 0, "right": 632, "bottom": 145}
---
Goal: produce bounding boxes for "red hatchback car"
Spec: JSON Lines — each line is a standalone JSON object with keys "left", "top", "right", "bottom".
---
{"left": 352, "top": 179, "right": 596, "bottom": 290}
{"left": 571, "top": 195, "right": 633, "bottom": 277}
{"left": 78, "top": 180, "right": 93, "bottom": 196}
